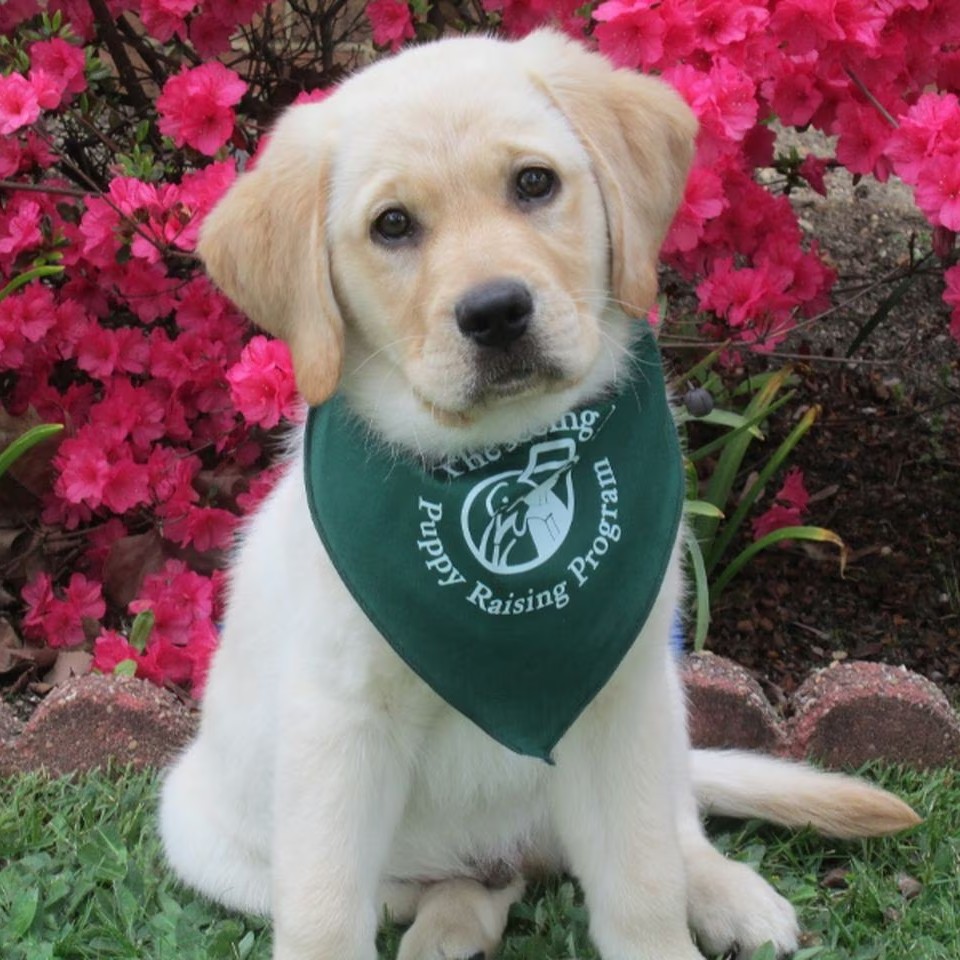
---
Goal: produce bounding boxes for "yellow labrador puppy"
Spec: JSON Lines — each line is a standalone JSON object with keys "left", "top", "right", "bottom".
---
{"left": 160, "top": 30, "right": 918, "bottom": 960}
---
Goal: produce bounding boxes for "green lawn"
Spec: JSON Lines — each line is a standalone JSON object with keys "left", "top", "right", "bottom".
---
{"left": 1, "top": 765, "right": 956, "bottom": 960}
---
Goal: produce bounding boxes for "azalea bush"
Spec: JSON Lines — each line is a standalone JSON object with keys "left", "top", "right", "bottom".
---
{"left": 1, "top": 0, "right": 958, "bottom": 694}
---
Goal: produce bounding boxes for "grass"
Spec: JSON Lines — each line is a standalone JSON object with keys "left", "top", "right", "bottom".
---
{"left": 1, "top": 765, "right": 957, "bottom": 960}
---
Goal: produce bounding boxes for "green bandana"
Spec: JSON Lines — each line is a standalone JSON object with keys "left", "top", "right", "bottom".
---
{"left": 304, "top": 326, "right": 684, "bottom": 761}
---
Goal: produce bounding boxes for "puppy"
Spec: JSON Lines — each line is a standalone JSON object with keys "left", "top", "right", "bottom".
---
{"left": 160, "top": 30, "right": 919, "bottom": 960}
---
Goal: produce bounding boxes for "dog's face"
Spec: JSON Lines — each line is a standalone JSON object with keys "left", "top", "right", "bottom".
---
{"left": 199, "top": 31, "right": 696, "bottom": 454}
{"left": 327, "top": 74, "right": 609, "bottom": 422}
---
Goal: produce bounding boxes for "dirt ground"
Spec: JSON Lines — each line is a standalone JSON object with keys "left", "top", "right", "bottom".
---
{"left": 680, "top": 150, "right": 960, "bottom": 707}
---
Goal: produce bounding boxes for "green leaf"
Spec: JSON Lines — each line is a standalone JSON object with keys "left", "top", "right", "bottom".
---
{"left": 684, "top": 529, "right": 711, "bottom": 651}
{"left": 128, "top": 610, "right": 155, "bottom": 654}
{"left": 686, "top": 390, "right": 794, "bottom": 464}
{"left": 95, "top": 825, "right": 128, "bottom": 866}
{"left": 711, "top": 525, "right": 847, "bottom": 598}
{"left": 692, "top": 367, "right": 795, "bottom": 551}
{"left": 731, "top": 368, "right": 799, "bottom": 398}
{"left": 0, "top": 424, "right": 64, "bottom": 480}
{"left": 8, "top": 887, "right": 39, "bottom": 939}
{"left": 680, "top": 406, "right": 765, "bottom": 438}
{"left": 206, "top": 919, "right": 247, "bottom": 958}
{"left": 683, "top": 499, "right": 724, "bottom": 519}
{"left": 749, "top": 942, "right": 778, "bottom": 960}
{"left": 112, "top": 660, "right": 138, "bottom": 678}
{"left": 0, "top": 265, "right": 64, "bottom": 302}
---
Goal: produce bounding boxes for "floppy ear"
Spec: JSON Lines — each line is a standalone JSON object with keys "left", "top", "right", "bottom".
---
{"left": 198, "top": 101, "right": 344, "bottom": 405}
{"left": 520, "top": 30, "right": 698, "bottom": 317}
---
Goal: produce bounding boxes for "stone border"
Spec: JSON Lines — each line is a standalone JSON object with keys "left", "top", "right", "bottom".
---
{"left": 0, "top": 674, "right": 196, "bottom": 777}
{"left": 680, "top": 653, "right": 960, "bottom": 767}
{"left": 2, "top": 656, "right": 959, "bottom": 776}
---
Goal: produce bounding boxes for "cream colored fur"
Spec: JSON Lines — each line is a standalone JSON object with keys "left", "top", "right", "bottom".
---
{"left": 160, "top": 30, "right": 919, "bottom": 960}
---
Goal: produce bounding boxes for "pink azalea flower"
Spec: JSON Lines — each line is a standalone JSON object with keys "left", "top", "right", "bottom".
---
{"left": 914, "top": 153, "right": 960, "bottom": 230}
{"left": 184, "top": 505, "right": 239, "bottom": 551}
{"left": 101, "top": 456, "right": 152, "bottom": 513}
{"left": 206, "top": 0, "right": 271, "bottom": 28}
{"left": 109, "top": 259, "right": 177, "bottom": 324}
{"left": 114, "top": 326, "right": 151, "bottom": 375}
{"left": 21, "top": 573, "right": 55, "bottom": 635}
{"left": 0, "top": 0, "right": 39, "bottom": 34}
{"left": 888, "top": 93, "right": 960, "bottom": 183}
{"left": 944, "top": 264, "right": 960, "bottom": 342}
{"left": 157, "top": 62, "right": 248, "bottom": 156}
{"left": 140, "top": 0, "right": 195, "bottom": 42}
{"left": 751, "top": 503, "right": 803, "bottom": 541}
{"left": 482, "top": 0, "right": 566, "bottom": 36}
{"left": 55, "top": 437, "right": 112, "bottom": 506}
{"left": 176, "top": 160, "right": 238, "bottom": 250}
{"left": 798, "top": 155, "right": 829, "bottom": 196}
{"left": 704, "top": 58, "right": 758, "bottom": 142}
{"left": 696, "top": 257, "right": 796, "bottom": 347}
{"left": 76, "top": 325, "right": 120, "bottom": 380}
{"left": 0, "top": 315, "right": 25, "bottom": 371}
{"left": 130, "top": 560, "right": 215, "bottom": 645}
{"left": 0, "top": 137, "right": 22, "bottom": 178}
{"left": 226, "top": 335, "right": 299, "bottom": 428}
{"left": 777, "top": 467, "right": 810, "bottom": 513}
{"left": 92, "top": 629, "right": 140, "bottom": 675}
{"left": 28, "top": 68, "right": 66, "bottom": 110}
{"left": 768, "top": 68, "right": 824, "bottom": 128}
{"left": 46, "top": 0, "right": 95, "bottom": 39}
{"left": 944, "top": 264, "right": 960, "bottom": 312}
{"left": 188, "top": 8, "right": 237, "bottom": 58}
{"left": 0, "top": 198, "right": 43, "bottom": 257}
{"left": 366, "top": 0, "right": 415, "bottom": 51}
{"left": 751, "top": 468, "right": 811, "bottom": 540}
{"left": 769, "top": 0, "right": 845, "bottom": 56}
{"left": 21, "top": 129, "right": 56, "bottom": 168}
{"left": 694, "top": 0, "right": 768, "bottom": 52}
{"left": 834, "top": 102, "right": 894, "bottom": 179}
{"left": 594, "top": 0, "right": 666, "bottom": 70}
{"left": 0, "top": 72, "right": 40, "bottom": 135}
{"left": 22, "top": 572, "right": 105, "bottom": 647}
{"left": 663, "top": 166, "right": 727, "bottom": 254}
{"left": 28, "top": 37, "right": 86, "bottom": 97}
{"left": 63, "top": 572, "right": 107, "bottom": 622}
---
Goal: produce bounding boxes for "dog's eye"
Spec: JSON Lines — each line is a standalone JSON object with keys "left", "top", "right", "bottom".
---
{"left": 515, "top": 167, "right": 557, "bottom": 203}
{"left": 372, "top": 207, "right": 416, "bottom": 243}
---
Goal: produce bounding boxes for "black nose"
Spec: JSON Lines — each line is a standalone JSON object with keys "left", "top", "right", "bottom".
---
{"left": 455, "top": 279, "right": 533, "bottom": 348}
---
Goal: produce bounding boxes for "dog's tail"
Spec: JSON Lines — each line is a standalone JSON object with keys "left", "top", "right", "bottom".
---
{"left": 690, "top": 749, "right": 922, "bottom": 838}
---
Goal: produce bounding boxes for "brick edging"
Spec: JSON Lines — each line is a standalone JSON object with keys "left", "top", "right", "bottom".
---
{"left": 2, "top": 657, "right": 959, "bottom": 776}
{"left": 681, "top": 653, "right": 960, "bottom": 767}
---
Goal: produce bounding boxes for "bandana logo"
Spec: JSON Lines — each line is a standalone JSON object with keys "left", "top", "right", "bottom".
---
{"left": 415, "top": 408, "right": 624, "bottom": 619}
{"left": 460, "top": 439, "right": 577, "bottom": 575}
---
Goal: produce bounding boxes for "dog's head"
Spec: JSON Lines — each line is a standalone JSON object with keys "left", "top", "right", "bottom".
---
{"left": 199, "top": 31, "right": 696, "bottom": 454}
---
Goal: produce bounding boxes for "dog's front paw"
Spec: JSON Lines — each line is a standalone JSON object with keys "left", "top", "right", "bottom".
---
{"left": 395, "top": 877, "right": 522, "bottom": 960}
{"left": 687, "top": 855, "right": 799, "bottom": 959}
